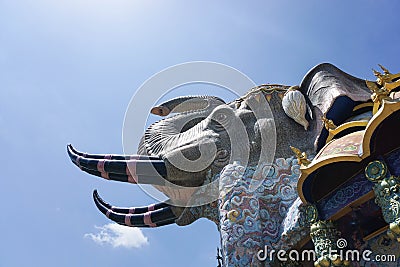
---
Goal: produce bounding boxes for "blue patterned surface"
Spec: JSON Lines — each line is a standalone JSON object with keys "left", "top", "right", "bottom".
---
{"left": 385, "top": 147, "right": 400, "bottom": 177}
{"left": 218, "top": 158, "right": 302, "bottom": 266}
{"left": 317, "top": 172, "right": 374, "bottom": 220}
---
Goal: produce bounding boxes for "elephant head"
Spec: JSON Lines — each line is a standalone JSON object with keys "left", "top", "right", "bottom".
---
{"left": 68, "top": 63, "right": 373, "bottom": 228}
{"left": 67, "top": 92, "right": 280, "bottom": 226}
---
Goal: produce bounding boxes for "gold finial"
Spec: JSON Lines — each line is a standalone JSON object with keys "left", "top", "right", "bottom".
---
{"left": 372, "top": 67, "right": 386, "bottom": 86}
{"left": 366, "top": 79, "right": 390, "bottom": 115}
{"left": 372, "top": 65, "right": 400, "bottom": 86}
{"left": 378, "top": 65, "right": 400, "bottom": 91}
{"left": 378, "top": 64, "right": 390, "bottom": 74}
{"left": 373, "top": 68, "right": 382, "bottom": 79}
{"left": 321, "top": 116, "right": 337, "bottom": 130}
{"left": 366, "top": 65, "right": 400, "bottom": 114}
{"left": 366, "top": 80, "right": 380, "bottom": 94}
{"left": 290, "top": 146, "right": 311, "bottom": 166}
{"left": 366, "top": 80, "right": 390, "bottom": 103}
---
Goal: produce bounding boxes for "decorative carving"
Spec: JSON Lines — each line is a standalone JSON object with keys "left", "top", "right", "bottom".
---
{"left": 290, "top": 146, "right": 311, "bottom": 166}
{"left": 365, "top": 160, "right": 400, "bottom": 242}
{"left": 366, "top": 65, "right": 400, "bottom": 114}
{"left": 365, "top": 160, "right": 387, "bottom": 182}
{"left": 366, "top": 80, "right": 391, "bottom": 113}
{"left": 372, "top": 64, "right": 400, "bottom": 88}
{"left": 322, "top": 116, "right": 337, "bottom": 131}
{"left": 298, "top": 204, "right": 318, "bottom": 228}
{"left": 310, "top": 220, "right": 350, "bottom": 267}
{"left": 387, "top": 218, "right": 400, "bottom": 242}
{"left": 282, "top": 86, "right": 310, "bottom": 130}
{"left": 374, "top": 175, "right": 400, "bottom": 239}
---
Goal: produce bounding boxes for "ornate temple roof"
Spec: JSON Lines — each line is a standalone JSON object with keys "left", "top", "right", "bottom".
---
{"left": 298, "top": 99, "right": 400, "bottom": 204}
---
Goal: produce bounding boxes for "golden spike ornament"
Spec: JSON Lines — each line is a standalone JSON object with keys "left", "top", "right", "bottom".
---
{"left": 321, "top": 116, "right": 337, "bottom": 130}
{"left": 366, "top": 65, "right": 400, "bottom": 114}
{"left": 290, "top": 146, "right": 311, "bottom": 166}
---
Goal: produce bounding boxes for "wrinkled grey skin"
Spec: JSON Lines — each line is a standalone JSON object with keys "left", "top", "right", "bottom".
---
{"left": 143, "top": 92, "right": 313, "bottom": 184}
{"left": 137, "top": 63, "right": 372, "bottom": 225}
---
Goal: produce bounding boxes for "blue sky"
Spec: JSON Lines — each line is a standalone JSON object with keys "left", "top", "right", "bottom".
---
{"left": 1, "top": 1, "right": 400, "bottom": 266}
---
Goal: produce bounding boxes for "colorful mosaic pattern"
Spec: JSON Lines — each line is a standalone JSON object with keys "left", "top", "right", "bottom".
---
{"left": 277, "top": 197, "right": 311, "bottom": 251}
{"left": 218, "top": 157, "right": 301, "bottom": 266}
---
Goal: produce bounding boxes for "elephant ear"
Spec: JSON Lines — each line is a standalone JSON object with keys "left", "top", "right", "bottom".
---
{"left": 299, "top": 63, "right": 372, "bottom": 151}
{"left": 282, "top": 87, "right": 310, "bottom": 130}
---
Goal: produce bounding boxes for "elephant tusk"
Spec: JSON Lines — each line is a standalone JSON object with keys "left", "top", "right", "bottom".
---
{"left": 93, "top": 190, "right": 177, "bottom": 227}
{"left": 151, "top": 106, "right": 171, "bottom": 116}
{"left": 94, "top": 190, "right": 170, "bottom": 214}
{"left": 68, "top": 144, "right": 160, "bottom": 161}
{"left": 67, "top": 145, "right": 167, "bottom": 184}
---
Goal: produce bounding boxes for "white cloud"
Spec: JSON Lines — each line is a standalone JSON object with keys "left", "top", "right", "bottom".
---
{"left": 85, "top": 223, "right": 149, "bottom": 249}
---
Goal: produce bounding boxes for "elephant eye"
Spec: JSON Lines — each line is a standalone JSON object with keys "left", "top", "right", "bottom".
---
{"left": 215, "top": 113, "right": 227, "bottom": 122}
{"left": 210, "top": 108, "right": 232, "bottom": 131}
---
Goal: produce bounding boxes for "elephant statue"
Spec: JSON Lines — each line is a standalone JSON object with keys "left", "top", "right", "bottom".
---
{"left": 68, "top": 63, "right": 400, "bottom": 266}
